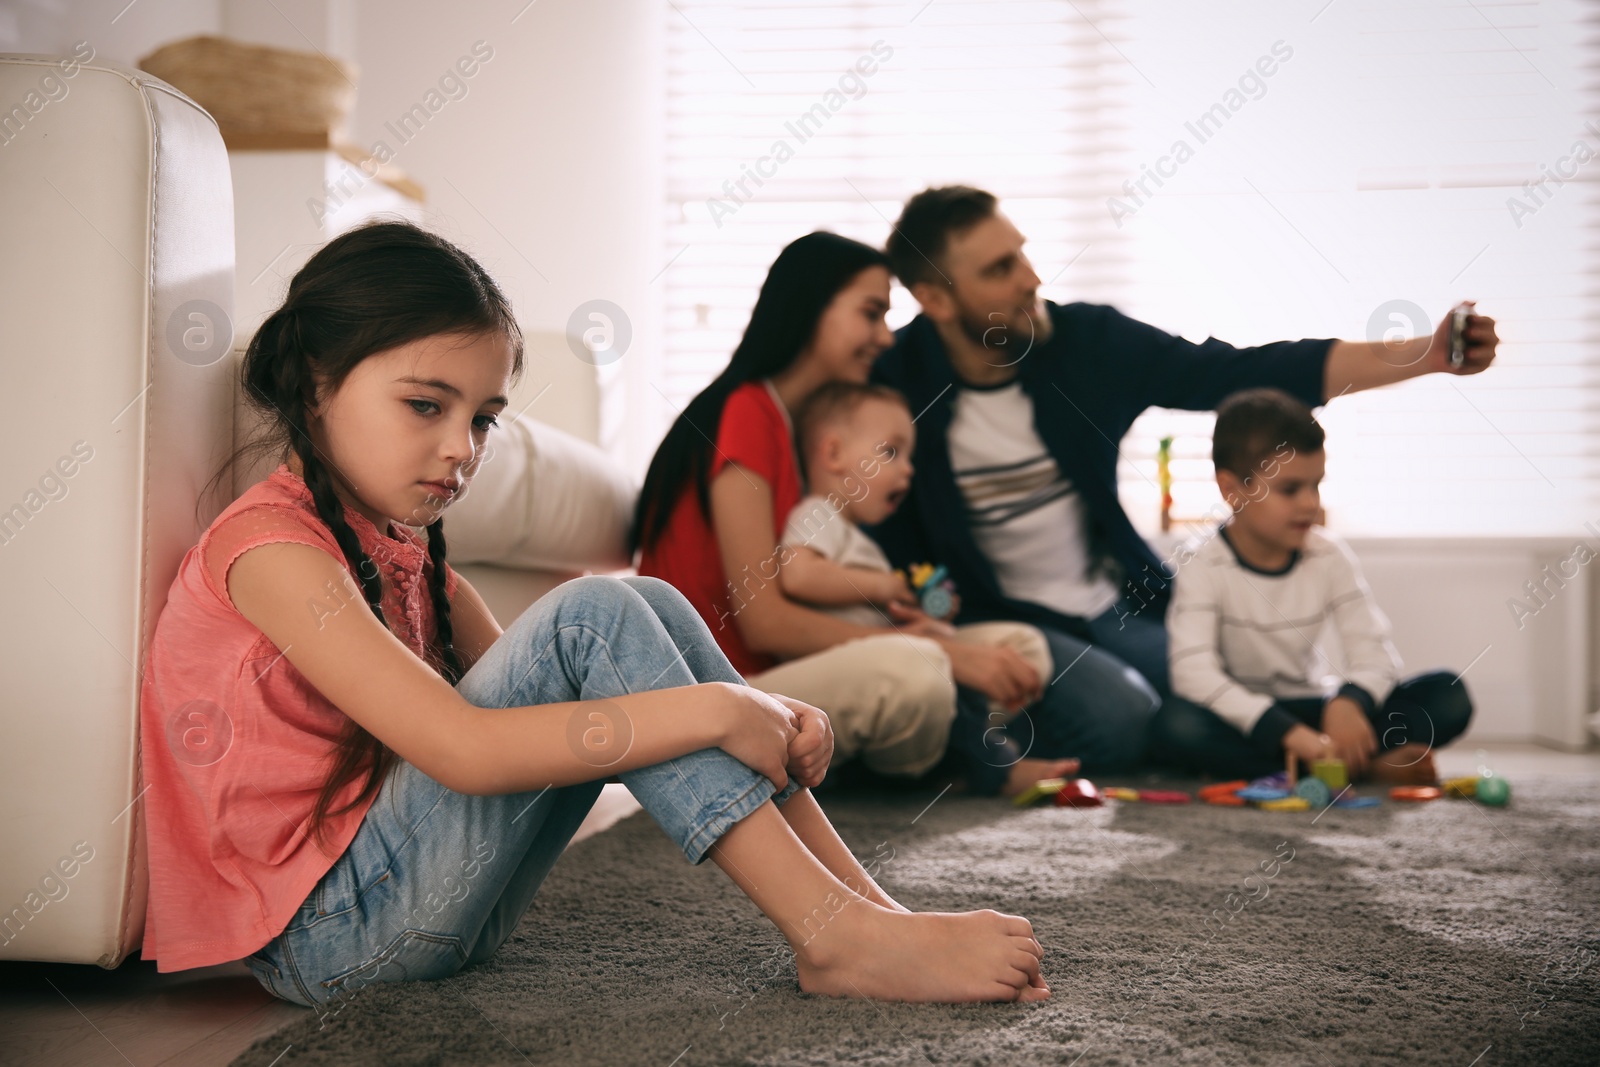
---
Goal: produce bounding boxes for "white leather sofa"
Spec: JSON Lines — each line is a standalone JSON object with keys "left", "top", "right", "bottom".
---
{"left": 0, "top": 53, "right": 636, "bottom": 967}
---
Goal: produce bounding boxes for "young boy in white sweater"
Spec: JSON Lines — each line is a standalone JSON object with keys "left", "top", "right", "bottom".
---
{"left": 778, "top": 382, "right": 1073, "bottom": 796}
{"left": 1161, "top": 388, "right": 1473, "bottom": 782}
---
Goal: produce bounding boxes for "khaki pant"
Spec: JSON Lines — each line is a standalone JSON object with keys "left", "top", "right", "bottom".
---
{"left": 745, "top": 621, "right": 1052, "bottom": 778}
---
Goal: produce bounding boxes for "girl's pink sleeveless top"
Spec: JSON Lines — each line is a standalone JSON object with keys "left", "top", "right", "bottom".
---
{"left": 138, "top": 464, "right": 458, "bottom": 971}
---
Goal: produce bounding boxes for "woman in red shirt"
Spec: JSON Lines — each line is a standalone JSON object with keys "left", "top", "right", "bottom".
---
{"left": 634, "top": 233, "right": 1047, "bottom": 782}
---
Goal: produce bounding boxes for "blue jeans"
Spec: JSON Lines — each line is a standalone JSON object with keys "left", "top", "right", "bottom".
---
{"left": 242, "top": 575, "right": 798, "bottom": 1012}
{"left": 997, "top": 601, "right": 1164, "bottom": 775}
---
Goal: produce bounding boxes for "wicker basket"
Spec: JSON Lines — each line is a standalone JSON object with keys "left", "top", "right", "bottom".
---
{"left": 138, "top": 35, "right": 358, "bottom": 150}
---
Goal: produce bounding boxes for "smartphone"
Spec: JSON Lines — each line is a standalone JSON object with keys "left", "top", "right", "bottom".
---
{"left": 1448, "top": 303, "right": 1471, "bottom": 369}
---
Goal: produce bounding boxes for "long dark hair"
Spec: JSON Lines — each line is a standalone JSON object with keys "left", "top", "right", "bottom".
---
{"left": 204, "top": 219, "right": 523, "bottom": 852}
{"left": 631, "top": 231, "right": 888, "bottom": 555}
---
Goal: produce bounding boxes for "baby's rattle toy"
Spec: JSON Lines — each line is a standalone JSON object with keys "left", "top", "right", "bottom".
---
{"left": 897, "top": 562, "right": 958, "bottom": 619}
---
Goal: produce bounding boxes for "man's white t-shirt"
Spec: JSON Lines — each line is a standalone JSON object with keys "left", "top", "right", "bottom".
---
{"left": 946, "top": 380, "right": 1121, "bottom": 618}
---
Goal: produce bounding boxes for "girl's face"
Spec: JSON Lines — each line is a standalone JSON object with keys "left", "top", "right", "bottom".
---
{"left": 304, "top": 331, "right": 516, "bottom": 532}
{"left": 796, "top": 266, "right": 896, "bottom": 385}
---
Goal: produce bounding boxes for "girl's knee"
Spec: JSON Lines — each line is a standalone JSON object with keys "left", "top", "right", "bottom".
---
{"left": 620, "top": 574, "right": 677, "bottom": 599}
{"left": 548, "top": 573, "right": 654, "bottom": 630}
{"left": 561, "top": 572, "right": 634, "bottom": 603}
{"left": 619, "top": 575, "right": 700, "bottom": 625}
{"left": 490, "top": 574, "right": 660, "bottom": 686}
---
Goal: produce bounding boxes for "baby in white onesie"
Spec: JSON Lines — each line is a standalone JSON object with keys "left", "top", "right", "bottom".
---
{"left": 778, "top": 382, "right": 1055, "bottom": 730}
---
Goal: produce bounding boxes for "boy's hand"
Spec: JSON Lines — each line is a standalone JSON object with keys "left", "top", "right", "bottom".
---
{"left": 769, "top": 694, "right": 833, "bottom": 788}
{"left": 1322, "top": 696, "right": 1378, "bottom": 776}
{"left": 1282, "top": 723, "right": 1335, "bottom": 766}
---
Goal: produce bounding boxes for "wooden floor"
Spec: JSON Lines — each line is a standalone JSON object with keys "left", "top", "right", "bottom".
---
{"left": 0, "top": 784, "right": 643, "bottom": 1067}
{"left": 5, "top": 745, "right": 1597, "bottom": 1067}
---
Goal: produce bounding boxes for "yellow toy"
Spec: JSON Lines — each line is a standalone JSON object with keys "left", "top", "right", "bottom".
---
{"left": 1012, "top": 777, "right": 1067, "bottom": 807}
{"left": 1311, "top": 759, "right": 1348, "bottom": 790}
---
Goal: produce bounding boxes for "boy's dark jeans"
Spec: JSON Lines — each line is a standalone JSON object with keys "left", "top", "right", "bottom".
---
{"left": 1147, "top": 670, "right": 1475, "bottom": 781}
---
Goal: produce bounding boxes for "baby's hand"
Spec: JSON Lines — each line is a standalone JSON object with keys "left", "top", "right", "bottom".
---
{"left": 885, "top": 600, "right": 958, "bottom": 638}
{"left": 876, "top": 570, "right": 918, "bottom": 608}
{"left": 770, "top": 694, "right": 833, "bottom": 788}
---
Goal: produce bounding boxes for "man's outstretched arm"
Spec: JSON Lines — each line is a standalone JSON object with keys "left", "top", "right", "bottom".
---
{"left": 1324, "top": 302, "right": 1499, "bottom": 399}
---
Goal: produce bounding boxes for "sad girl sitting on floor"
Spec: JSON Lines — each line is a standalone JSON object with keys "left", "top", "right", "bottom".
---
{"left": 137, "top": 220, "right": 1048, "bottom": 1009}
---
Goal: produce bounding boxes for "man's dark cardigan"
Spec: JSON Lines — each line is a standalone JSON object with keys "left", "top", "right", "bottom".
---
{"left": 865, "top": 300, "right": 1333, "bottom": 640}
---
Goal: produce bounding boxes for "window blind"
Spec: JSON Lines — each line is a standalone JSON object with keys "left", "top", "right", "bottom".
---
{"left": 662, "top": 0, "right": 1597, "bottom": 537}
{"left": 1111, "top": 0, "right": 1597, "bottom": 536}
{"left": 661, "top": 0, "right": 1133, "bottom": 400}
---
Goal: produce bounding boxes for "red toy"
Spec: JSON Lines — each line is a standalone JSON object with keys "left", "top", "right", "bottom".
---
{"left": 1200, "top": 780, "right": 1247, "bottom": 806}
{"left": 1052, "top": 779, "right": 1104, "bottom": 808}
{"left": 1137, "top": 789, "right": 1191, "bottom": 804}
{"left": 1390, "top": 786, "right": 1443, "bottom": 802}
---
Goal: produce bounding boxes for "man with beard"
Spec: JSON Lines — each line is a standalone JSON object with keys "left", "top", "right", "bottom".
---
{"left": 865, "top": 185, "right": 1498, "bottom": 774}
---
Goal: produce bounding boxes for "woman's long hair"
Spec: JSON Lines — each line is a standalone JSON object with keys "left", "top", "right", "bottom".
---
{"left": 630, "top": 231, "right": 889, "bottom": 555}
{"left": 203, "top": 219, "right": 524, "bottom": 852}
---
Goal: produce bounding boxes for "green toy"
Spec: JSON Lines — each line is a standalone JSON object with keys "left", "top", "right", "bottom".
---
{"left": 1475, "top": 773, "right": 1511, "bottom": 806}
{"left": 1294, "top": 777, "right": 1332, "bottom": 807}
{"left": 1471, "top": 750, "right": 1511, "bottom": 807}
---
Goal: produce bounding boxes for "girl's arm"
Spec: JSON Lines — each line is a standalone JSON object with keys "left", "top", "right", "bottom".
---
{"left": 228, "top": 542, "right": 795, "bottom": 796}
{"left": 709, "top": 464, "right": 887, "bottom": 661}
{"left": 446, "top": 571, "right": 502, "bottom": 671}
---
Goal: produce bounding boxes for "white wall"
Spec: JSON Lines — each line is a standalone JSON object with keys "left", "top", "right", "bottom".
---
{"left": 1350, "top": 537, "right": 1595, "bottom": 749}
{"left": 1, "top": 0, "right": 664, "bottom": 473}
{"left": 0, "top": 0, "right": 221, "bottom": 63}
{"left": 346, "top": 0, "right": 664, "bottom": 475}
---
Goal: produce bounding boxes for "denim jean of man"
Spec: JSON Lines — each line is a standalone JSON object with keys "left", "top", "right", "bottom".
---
{"left": 242, "top": 575, "right": 799, "bottom": 1013}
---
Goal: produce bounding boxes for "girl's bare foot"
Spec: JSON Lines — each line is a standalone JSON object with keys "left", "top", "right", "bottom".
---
{"left": 1368, "top": 744, "right": 1437, "bottom": 785}
{"left": 1001, "top": 757, "right": 1080, "bottom": 798}
{"left": 795, "top": 903, "right": 1049, "bottom": 1003}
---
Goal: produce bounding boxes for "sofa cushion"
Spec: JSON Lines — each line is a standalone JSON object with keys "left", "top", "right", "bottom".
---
{"left": 443, "top": 412, "right": 637, "bottom": 572}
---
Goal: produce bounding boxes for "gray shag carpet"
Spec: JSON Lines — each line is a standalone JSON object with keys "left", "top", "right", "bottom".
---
{"left": 229, "top": 775, "right": 1600, "bottom": 1066}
